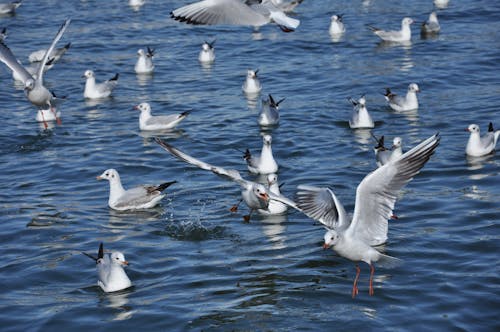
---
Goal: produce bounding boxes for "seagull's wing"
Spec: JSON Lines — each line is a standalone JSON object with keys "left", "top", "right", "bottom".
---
{"left": 268, "top": 191, "right": 300, "bottom": 210}
{"left": 259, "top": 0, "right": 300, "bottom": 30}
{"left": 155, "top": 138, "right": 247, "bottom": 186}
{"left": 171, "top": 0, "right": 269, "bottom": 27}
{"left": 36, "top": 19, "right": 71, "bottom": 84}
{"left": 480, "top": 132, "right": 496, "bottom": 150}
{"left": 113, "top": 186, "right": 158, "bottom": 209}
{"left": 347, "top": 133, "right": 440, "bottom": 246}
{"left": 0, "top": 42, "right": 32, "bottom": 84}
{"left": 295, "top": 185, "right": 349, "bottom": 230}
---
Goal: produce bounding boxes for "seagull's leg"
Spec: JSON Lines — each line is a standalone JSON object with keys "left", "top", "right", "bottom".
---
{"left": 39, "top": 110, "right": 48, "bottom": 129}
{"left": 230, "top": 198, "right": 243, "bottom": 212}
{"left": 243, "top": 209, "right": 253, "bottom": 223}
{"left": 369, "top": 264, "right": 375, "bottom": 296}
{"left": 49, "top": 102, "right": 61, "bottom": 125}
{"left": 352, "top": 264, "right": 360, "bottom": 298}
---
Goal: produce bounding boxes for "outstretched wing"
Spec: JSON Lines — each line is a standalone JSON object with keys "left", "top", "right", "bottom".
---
{"left": 0, "top": 41, "right": 32, "bottom": 83}
{"left": 347, "top": 133, "right": 440, "bottom": 246}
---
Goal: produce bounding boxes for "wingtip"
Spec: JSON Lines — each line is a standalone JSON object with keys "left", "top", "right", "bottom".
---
{"left": 98, "top": 243, "right": 104, "bottom": 260}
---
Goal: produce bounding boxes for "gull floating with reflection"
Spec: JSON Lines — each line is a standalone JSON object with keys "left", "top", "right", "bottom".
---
{"left": 135, "top": 102, "right": 190, "bottom": 131}
{"left": 465, "top": 123, "right": 500, "bottom": 157}
{"left": 384, "top": 83, "right": 419, "bottom": 111}
{"left": 368, "top": 17, "right": 414, "bottom": 43}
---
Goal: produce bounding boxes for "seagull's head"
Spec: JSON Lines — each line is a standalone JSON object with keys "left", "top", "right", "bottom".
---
{"left": 402, "top": 17, "right": 414, "bottom": 26}
{"left": 263, "top": 134, "right": 273, "bottom": 146}
{"left": 429, "top": 12, "right": 438, "bottom": 22}
{"left": 331, "top": 15, "right": 341, "bottom": 22}
{"left": 392, "top": 137, "right": 402, "bottom": 149}
{"left": 467, "top": 124, "right": 480, "bottom": 133}
{"left": 83, "top": 70, "right": 94, "bottom": 79}
{"left": 408, "top": 83, "right": 420, "bottom": 93}
{"left": 137, "top": 49, "right": 145, "bottom": 56}
{"left": 267, "top": 173, "right": 278, "bottom": 186}
{"left": 358, "top": 95, "right": 366, "bottom": 106}
{"left": 24, "top": 78, "right": 35, "bottom": 91}
{"left": 201, "top": 43, "right": 211, "bottom": 51}
{"left": 134, "top": 102, "right": 151, "bottom": 113}
{"left": 97, "top": 168, "right": 120, "bottom": 182}
{"left": 253, "top": 184, "right": 270, "bottom": 203}
{"left": 247, "top": 69, "right": 258, "bottom": 79}
{"left": 110, "top": 252, "right": 129, "bottom": 267}
{"left": 323, "top": 229, "right": 339, "bottom": 249}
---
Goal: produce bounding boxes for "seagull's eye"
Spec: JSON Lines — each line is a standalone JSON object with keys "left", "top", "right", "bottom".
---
{"left": 105, "top": 173, "right": 109, "bottom": 176}
{"left": 111, "top": 174, "right": 115, "bottom": 178}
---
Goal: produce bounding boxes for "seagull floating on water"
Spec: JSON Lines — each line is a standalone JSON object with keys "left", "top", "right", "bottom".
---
{"left": 421, "top": 12, "right": 440, "bottom": 35}
{"left": 373, "top": 135, "right": 403, "bottom": 167}
{"left": 368, "top": 17, "right": 414, "bottom": 43}
{"left": 0, "top": 19, "right": 70, "bottom": 127}
{"left": 28, "top": 42, "right": 71, "bottom": 63}
{"left": 265, "top": 173, "right": 288, "bottom": 215}
{"left": 278, "top": 133, "right": 440, "bottom": 297}
{"left": 242, "top": 69, "right": 262, "bottom": 94}
{"left": 0, "top": 0, "right": 22, "bottom": 15}
{"left": 384, "top": 83, "right": 419, "bottom": 111}
{"left": 329, "top": 14, "right": 345, "bottom": 36}
{"left": 258, "top": 94, "right": 283, "bottom": 126}
{"left": 465, "top": 123, "right": 500, "bottom": 157}
{"left": 433, "top": 0, "right": 449, "bottom": 9}
{"left": 348, "top": 95, "right": 374, "bottom": 129}
{"left": 243, "top": 134, "right": 279, "bottom": 175}
{"left": 83, "top": 70, "right": 119, "bottom": 99}
{"left": 171, "top": 0, "right": 300, "bottom": 32}
{"left": 97, "top": 168, "right": 176, "bottom": 211}
{"left": 198, "top": 40, "right": 216, "bottom": 64}
{"left": 134, "top": 47, "right": 155, "bottom": 74}
{"left": 134, "top": 102, "right": 190, "bottom": 131}
{"left": 83, "top": 243, "right": 132, "bottom": 293}
{"left": 155, "top": 138, "right": 294, "bottom": 222}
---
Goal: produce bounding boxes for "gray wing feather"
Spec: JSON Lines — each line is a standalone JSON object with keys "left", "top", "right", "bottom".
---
{"left": 0, "top": 42, "right": 32, "bottom": 83}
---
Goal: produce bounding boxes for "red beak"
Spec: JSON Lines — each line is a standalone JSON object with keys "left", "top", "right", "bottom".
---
{"left": 323, "top": 243, "right": 330, "bottom": 250}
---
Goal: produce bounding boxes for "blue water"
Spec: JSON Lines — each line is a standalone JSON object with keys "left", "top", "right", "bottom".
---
{"left": 0, "top": 0, "right": 499, "bottom": 331}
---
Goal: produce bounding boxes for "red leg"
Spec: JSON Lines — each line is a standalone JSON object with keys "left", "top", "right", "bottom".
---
{"left": 352, "top": 264, "right": 360, "bottom": 298}
{"left": 52, "top": 107, "right": 62, "bottom": 125}
{"left": 230, "top": 199, "right": 243, "bottom": 212}
{"left": 40, "top": 110, "right": 48, "bottom": 129}
{"left": 369, "top": 264, "right": 375, "bottom": 296}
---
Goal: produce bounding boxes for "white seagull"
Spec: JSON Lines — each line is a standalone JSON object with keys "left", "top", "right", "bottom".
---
{"left": 384, "top": 83, "right": 419, "bottom": 111}
{"left": 242, "top": 69, "right": 262, "bottom": 94}
{"left": 368, "top": 17, "right": 414, "bottom": 43}
{"left": 277, "top": 133, "right": 440, "bottom": 297}
{"left": 421, "top": 12, "right": 440, "bottom": 35}
{"left": 134, "top": 47, "right": 155, "bottom": 74}
{"left": 348, "top": 95, "right": 374, "bottom": 129}
{"left": 170, "top": 0, "right": 300, "bottom": 32}
{"left": 243, "top": 134, "right": 279, "bottom": 175}
{"left": 0, "top": 19, "right": 70, "bottom": 126}
{"left": 258, "top": 94, "right": 284, "bottom": 126}
{"left": 198, "top": 40, "right": 216, "bottom": 64}
{"left": 12, "top": 57, "right": 54, "bottom": 83}
{"left": 264, "top": 173, "right": 288, "bottom": 215}
{"left": 83, "top": 70, "right": 119, "bottom": 99}
{"left": 329, "top": 14, "right": 345, "bottom": 36}
{"left": 83, "top": 243, "right": 132, "bottom": 293}
{"left": 465, "top": 123, "right": 500, "bottom": 157}
{"left": 134, "top": 102, "right": 190, "bottom": 131}
{"left": 0, "top": 0, "right": 21, "bottom": 15}
{"left": 97, "top": 168, "right": 176, "bottom": 211}
{"left": 28, "top": 42, "right": 71, "bottom": 63}
{"left": 373, "top": 135, "right": 403, "bottom": 167}
{"left": 155, "top": 138, "right": 294, "bottom": 222}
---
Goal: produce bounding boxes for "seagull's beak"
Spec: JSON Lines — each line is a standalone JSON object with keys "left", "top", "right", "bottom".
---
{"left": 259, "top": 192, "right": 269, "bottom": 201}
{"left": 122, "top": 260, "right": 129, "bottom": 266}
{"left": 96, "top": 176, "right": 103, "bottom": 180}
{"left": 133, "top": 105, "right": 139, "bottom": 110}
{"left": 323, "top": 243, "right": 330, "bottom": 250}
{"left": 465, "top": 128, "right": 470, "bottom": 132}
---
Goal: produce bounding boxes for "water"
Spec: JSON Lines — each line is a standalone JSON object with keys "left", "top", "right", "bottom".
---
{"left": 0, "top": 0, "right": 499, "bottom": 331}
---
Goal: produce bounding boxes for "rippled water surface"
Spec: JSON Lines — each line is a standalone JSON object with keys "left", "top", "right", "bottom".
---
{"left": 0, "top": 0, "right": 499, "bottom": 331}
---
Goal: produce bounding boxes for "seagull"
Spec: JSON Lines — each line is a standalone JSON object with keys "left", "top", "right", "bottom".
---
{"left": 329, "top": 14, "right": 345, "bottom": 36}
{"left": 264, "top": 173, "right": 288, "bottom": 215}
{"left": 12, "top": 57, "right": 54, "bottom": 83}
{"left": 129, "top": 0, "right": 146, "bottom": 7}
{"left": 83, "top": 243, "right": 132, "bottom": 293}
{"left": 465, "top": 123, "right": 500, "bottom": 157}
{"left": 243, "top": 134, "right": 279, "bottom": 175}
{"left": 134, "top": 47, "right": 155, "bottom": 74}
{"left": 198, "top": 40, "right": 216, "bottom": 64}
{"left": 421, "top": 12, "right": 440, "bottom": 35}
{"left": 275, "top": 133, "right": 440, "bottom": 297}
{"left": 433, "top": 0, "right": 449, "bottom": 9}
{"left": 134, "top": 102, "right": 190, "bottom": 131}
{"left": 97, "top": 168, "right": 176, "bottom": 211}
{"left": 0, "top": 0, "right": 22, "bottom": 15}
{"left": 83, "top": 70, "right": 119, "bottom": 99}
{"left": 384, "top": 83, "right": 419, "bottom": 111}
{"left": 170, "top": 0, "right": 300, "bottom": 32}
{"left": 348, "top": 95, "right": 374, "bottom": 129}
{"left": 242, "top": 69, "right": 262, "bottom": 94}
{"left": 258, "top": 94, "right": 284, "bottom": 126}
{"left": 368, "top": 17, "right": 414, "bottom": 43}
{"left": 28, "top": 42, "right": 71, "bottom": 63}
{"left": 155, "top": 138, "right": 294, "bottom": 222}
{"left": 373, "top": 135, "right": 403, "bottom": 167}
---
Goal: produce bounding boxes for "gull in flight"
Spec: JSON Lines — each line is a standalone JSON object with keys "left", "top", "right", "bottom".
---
{"left": 348, "top": 95, "right": 374, "bottom": 129}
{"left": 83, "top": 243, "right": 132, "bottom": 293}
{"left": 465, "top": 123, "right": 500, "bottom": 157}
{"left": 0, "top": 19, "right": 70, "bottom": 127}
{"left": 198, "top": 40, "right": 216, "bottom": 64}
{"left": 421, "top": 12, "right": 440, "bottom": 35}
{"left": 0, "top": 1, "right": 22, "bottom": 15}
{"left": 97, "top": 168, "right": 176, "bottom": 211}
{"left": 384, "top": 83, "right": 419, "bottom": 111}
{"left": 258, "top": 94, "right": 284, "bottom": 126}
{"left": 243, "top": 134, "right": 279, "bottom": 175}
{"left": 134, "top": 47, "right": 155, "bottom": 74}
{"left": 368, "top": 17, "right": 414, "bottom": 43}
{"left": 373, "top": 135, "right": 403, "bottom": 167}
{"left": 83, "top": 70, "right": 119, "bottom": 99}
{"left": 329, "top": 14, "right": 345, "bottom": 36}
{"left": 134, "top": 102, "right": 190, "bottom": 131}
{"left": 155, "top": 138, "right": 294, "bottom": 222}
{"left": 242, "top": 69, "right": 262, "bottom": 94}
{"left": 276, "top": 133, "right": 440, "bottom": 297}
{"left": 171, "top": 0, "right": 300, "bottom": 32}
